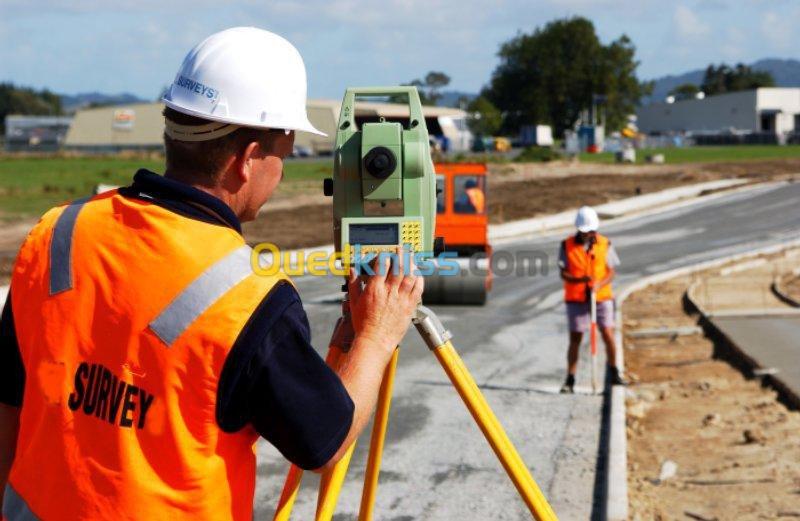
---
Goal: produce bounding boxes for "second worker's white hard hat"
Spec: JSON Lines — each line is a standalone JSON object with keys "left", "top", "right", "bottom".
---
{"left": 163, "top": 27, "right": 325, "bottom": 137}
{"left": 575, "top": 206, "right": 600, "bottom": 232}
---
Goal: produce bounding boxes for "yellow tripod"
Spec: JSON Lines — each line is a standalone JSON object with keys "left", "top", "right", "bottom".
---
{"left": 273, "top": 304, "right": 558, "bottom": 521}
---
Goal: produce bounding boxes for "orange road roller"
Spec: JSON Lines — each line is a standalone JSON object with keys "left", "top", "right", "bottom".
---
{"left": 423, "top": 163, "right": 493, "bottom": 305}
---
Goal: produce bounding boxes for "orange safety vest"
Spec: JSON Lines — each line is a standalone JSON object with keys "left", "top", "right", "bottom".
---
{"left": 6, "top": 190, "right": 287, "bottom": 520}
{"left": 562, "top": 233, "right": 613, "bottom": 303}
{"left": 465, "top": 187, "right": 485, "bottom": 214}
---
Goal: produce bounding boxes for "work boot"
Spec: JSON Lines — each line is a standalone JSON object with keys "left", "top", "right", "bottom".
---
{"left": 559, "top": 374, "right": 575, "bottom": 394}
{"left": 609, "top": 366, "right": 628, "bottom": 386}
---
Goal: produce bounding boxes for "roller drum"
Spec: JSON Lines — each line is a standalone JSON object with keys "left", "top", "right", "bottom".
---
{"left": 423, "top": 257, "right": 488, "bottom": 305}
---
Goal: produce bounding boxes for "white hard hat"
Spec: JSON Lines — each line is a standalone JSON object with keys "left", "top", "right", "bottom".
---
{"left": 575, "top": 206, "right": 599, "bottom": 232}
{"left": 163, "top": 27, "right": 325, "bottom": 137}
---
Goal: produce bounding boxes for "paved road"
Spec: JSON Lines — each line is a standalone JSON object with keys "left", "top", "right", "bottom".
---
{"left": 253, "top": 182, "right": 800, "bottom": 520}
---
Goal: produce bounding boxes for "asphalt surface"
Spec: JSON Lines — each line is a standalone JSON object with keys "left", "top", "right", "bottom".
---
{"left": 250, "top": 181, "right": 800, "bottom": 520}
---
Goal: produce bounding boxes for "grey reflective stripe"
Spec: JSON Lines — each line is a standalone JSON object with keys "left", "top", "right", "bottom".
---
{"left": 149, "top": 245, "right": 254, "bottom": 347}
{"left": 3, "top": 484, "right": 40, "bottom": 521}
{"left": 49, "top": 197, "right": 90, "bottom": 295}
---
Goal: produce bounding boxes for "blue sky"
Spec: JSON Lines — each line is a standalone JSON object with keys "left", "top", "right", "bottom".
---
{"left": 1, "top": 0, "right": 798, "bottom": 100}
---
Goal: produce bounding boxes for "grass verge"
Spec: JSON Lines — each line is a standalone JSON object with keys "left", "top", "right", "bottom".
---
{"left": 0, "top": 156, "right": 332, "bottom": 217}
{"left": 578, "top": 144, "right": 800, "bottom": 164}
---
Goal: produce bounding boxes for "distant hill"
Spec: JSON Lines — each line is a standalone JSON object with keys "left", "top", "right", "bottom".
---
{"left": 437, "top": 90, "right": 477, "bottom": 108}
{"left": 60, "top": 92, "right": 148, "bottom": 113}
{"left": 751, "top": 58, "right": 800, "bottom": 86}
{"left": 646, "top": 58, "right": 800, "bottom": 103}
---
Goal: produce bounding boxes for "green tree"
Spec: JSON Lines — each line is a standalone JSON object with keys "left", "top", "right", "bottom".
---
{"left": 407, "top": 79, "right": 430, "bottom": 104}
{"left": 422, "top": 71, "right": 450, "bottom": 105}
{"left": 483, "top": 17, "right": 649, "bottom": 136}
{"left": 701, "top": 63, "right": 774, "bottom": 96}
{"left": 669, "top": 83, "right": 700, "bottom": 99}
{"left": 393, "top": 71, "right": 451, "bottom": 105}
{"left": 466, "top": 96, "right": 502, "bottom": 136}
{"left": 0, "top": 82, "right": 63, "bottom": 132}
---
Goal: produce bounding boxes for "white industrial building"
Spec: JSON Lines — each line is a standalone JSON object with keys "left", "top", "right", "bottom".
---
{"left": 64, "top": 100, "right": 472, "bottom": 154}
{"left": 637, "top": 88, "right": 800, "bottom": 137}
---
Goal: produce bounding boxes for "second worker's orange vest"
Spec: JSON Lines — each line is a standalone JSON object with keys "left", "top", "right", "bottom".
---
{"left": 562, "top": 233, "right": 613, "bottom": 303}
{"left": 7, "top": 190, "right": 287, "bottom": 520}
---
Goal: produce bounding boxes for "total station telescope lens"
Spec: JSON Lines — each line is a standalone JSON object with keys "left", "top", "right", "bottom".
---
{"left": 365, "top": 146, "right": 397, "bottom": 179}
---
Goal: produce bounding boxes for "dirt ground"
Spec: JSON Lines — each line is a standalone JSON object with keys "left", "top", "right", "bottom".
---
{"left": 244, "top": 158, "right": 799, "bottom": 252}
{"left": 244, "top": 171, "right": 701, "bottom": 250}
{"left": 1, "top": 158, "right": 799, "bottom": 284}
{"left": 623, "top": 260, "right": 800, "bottom": 520}
{"left": 243, "top": 203, "right": 335, "bottom": 250}
{"left": 781, "top": 275, "right": 800, "bottom": 303}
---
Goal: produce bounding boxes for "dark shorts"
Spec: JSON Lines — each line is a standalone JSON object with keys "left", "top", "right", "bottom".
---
{"left": 566, "top": 300, "right": 615, "bottom": 332}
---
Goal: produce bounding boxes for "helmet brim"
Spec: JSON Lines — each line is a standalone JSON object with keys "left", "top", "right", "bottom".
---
{"left": 162, "top": 99, "right": 327, "bottom": 137}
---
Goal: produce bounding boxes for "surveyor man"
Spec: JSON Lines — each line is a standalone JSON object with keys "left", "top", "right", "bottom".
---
{"left": 0, "top": 27, "right": 422, "bottom": 520}
{"left": 558, "top": 206, "right": 627, "bottom": 393}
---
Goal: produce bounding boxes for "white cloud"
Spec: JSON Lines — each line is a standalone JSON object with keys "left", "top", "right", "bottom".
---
{"left": 760, "top": 10, "right": 793, "bottom": 51}
{"left": 720, "top": 27, "right": 746, "bottom": 62}
{"left": 673, "top": 4, "right": 710, "bottom": 40}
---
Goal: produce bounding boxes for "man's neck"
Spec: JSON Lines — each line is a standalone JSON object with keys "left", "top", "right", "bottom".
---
{"left": 164, "top": 169, "right": 240, "bottom": 216}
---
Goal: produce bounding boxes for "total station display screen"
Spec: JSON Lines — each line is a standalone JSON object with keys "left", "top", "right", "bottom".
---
{"left": 349, "top": 223, "right": 399, "bottom": 245}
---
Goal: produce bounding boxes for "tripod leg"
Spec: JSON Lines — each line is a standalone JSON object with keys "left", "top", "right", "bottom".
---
{"left": 315, "top": 442, "right": 357, "bottom": 521}
{"left": 358, "top": 348, "right": 399, "bottom": 521}
{"left": 274, "top": 346, "right": 346, "bottom": 521}
{"left": 312, "top": 338, "right": 359, "bottom": 521}
{"left": 273, "top": 465, "right": 303, "bottom": 521}
{"left": 412, "top": 305, "right": 557, "bottom": 521}
{"left": 433, "top": 341, "right": 558, "bottom": 520}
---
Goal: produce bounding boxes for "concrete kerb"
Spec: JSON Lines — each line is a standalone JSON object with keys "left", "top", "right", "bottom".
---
{"left": 685, "top": 260, "right": 800, "bottom": 411}
{"left": 488, "top": 178, "right": 747, "bottom": 243}
{"left": 772, "top": 269, "right": 800, "bottom": 308}
{"left": 605, "top": 236, "right": 800, "bottom": 521}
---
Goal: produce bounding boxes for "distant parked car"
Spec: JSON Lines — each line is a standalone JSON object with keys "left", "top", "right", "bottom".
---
{"left": 471, "top": 136, "right": 495, "bottom": 152}
{"left": 291, "top": 145, "right": 312, "bottom": 157}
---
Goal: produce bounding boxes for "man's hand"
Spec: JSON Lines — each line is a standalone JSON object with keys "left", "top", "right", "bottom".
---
{"left": 318, "top": 250, "right": 424, "bottom": 471}
{"left": 593, "top": 268, "right": 615, "bottom": 291}
{"left": 347, "top": 249, "right": 424, "bottom": 353}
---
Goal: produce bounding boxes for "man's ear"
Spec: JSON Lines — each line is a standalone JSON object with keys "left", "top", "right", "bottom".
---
{"left": 235, "top": 141, "right": 262, "bottom": 184}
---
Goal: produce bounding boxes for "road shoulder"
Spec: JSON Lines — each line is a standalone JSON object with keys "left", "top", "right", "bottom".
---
{"left": 621, "top": 246, "right": 800, "bottom": 519}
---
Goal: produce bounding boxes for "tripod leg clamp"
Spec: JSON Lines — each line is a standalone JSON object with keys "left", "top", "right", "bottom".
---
{"left": 412, "top": 305, "right": 452, "bottom": 350}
